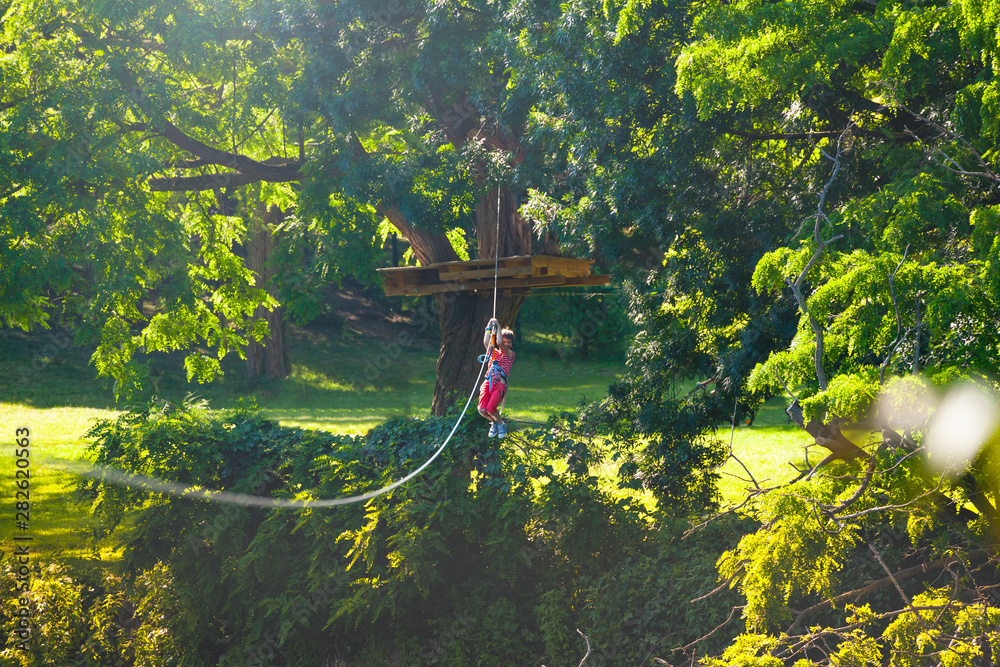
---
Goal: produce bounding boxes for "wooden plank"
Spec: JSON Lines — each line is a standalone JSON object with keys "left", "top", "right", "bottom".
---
{"left": 419, "top": 254, "right": 535, "bottom": 270}
{"left": 531, "top": 255, "right": 593, "bottom": 269}
{"left": 493, "top": 275, "right": 566, "bottom": 289}
{"left": 439, "top": 265, "right": 534, "bottom": 281}
{"left": 378, "top": 265, "right": 439, "bottom": 274}
{"left": 383, "top": 274, "right": 579, "bottom": 296}
{"left": 383, "top": 281, "right": 470, "bottom": 296}
{"left": 378, "top": 255, "right": 608, "bottom": 296}
{"left": 531, "top": 256, "right": 591, "bottom": 278}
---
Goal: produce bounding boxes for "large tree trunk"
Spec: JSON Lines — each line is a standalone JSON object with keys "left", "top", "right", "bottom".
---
{"left": 430, "top": 187, "right": 531, "bottom": 415}
{"left": 374, "top": 92, "right": 535, "bottom": 413}
{"left": 245, "top": 204, "right": 290, "bottom": 379}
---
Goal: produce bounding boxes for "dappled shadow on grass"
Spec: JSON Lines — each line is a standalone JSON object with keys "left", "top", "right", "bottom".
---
{"left": 0, "top": 329, "right": 118, "bottom": 410}
{"left": 0, "top": 322, "right": 439, "bottom": 409}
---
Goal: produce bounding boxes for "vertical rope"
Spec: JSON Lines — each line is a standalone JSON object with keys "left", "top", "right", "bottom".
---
{"left": 493, "top": 185, "right": 501, "bottom": 318}
{"left": 493, "top": 185, "right": 505, "bottom": 416}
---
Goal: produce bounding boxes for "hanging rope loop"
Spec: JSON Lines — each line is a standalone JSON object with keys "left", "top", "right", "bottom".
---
{"left": 76, "top": 184, "right": 511, "bottom": 508}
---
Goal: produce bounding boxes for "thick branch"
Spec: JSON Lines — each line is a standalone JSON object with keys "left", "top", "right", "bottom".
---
{"left": 115, "top": 66, "right": 302, "bottom": 189}
{"left": 379, "top": 205, "right": 459, "bottom": 265}
{"left": 152, "top": 121, "right": 301, "bottom": 181}
{"left": 149, "top": 171, "right": 295, "bottom": 191}
{"left": 786, "top": 400, "right": 870, "bottom": 465}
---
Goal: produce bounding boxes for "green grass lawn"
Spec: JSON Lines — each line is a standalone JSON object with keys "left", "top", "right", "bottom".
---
{"left": 715, "top": 399, "right": 882, "bottom": 504}
{"left": 1, "top": 319, "right": 857, "bottom": 565}
{"left": 0, "top": 322, "right": 627, "bottom": 564}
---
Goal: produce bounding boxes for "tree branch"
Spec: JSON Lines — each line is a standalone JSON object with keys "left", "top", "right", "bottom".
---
{"left": 787, "top": 125, "right": 852, "bottom": 391}
{"left": 148, "top": 171, "right": 286, "bottom": 191}
{"left": 114, "top": 66, "right": 302, "bottom": 190}
{"left": 577, "top": 629, "right": 591, "bottom": 667}
{"left": 880, "top": 245, "right": 910, "bottom": 384}
{"left": 900, "top": 107, "right": 1000, "bottom": 186}
{"left": 785, "top": 548, "right": 995, "bottom": 633}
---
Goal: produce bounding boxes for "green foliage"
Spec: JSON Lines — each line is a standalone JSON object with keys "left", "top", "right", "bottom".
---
{"left": 518, "top": 290, "right": 633, "bottom": 361}
{"left": 700, "top": 633, "right": 784, "bottom": 667}
{"left": 719, "top": 485, "right": 860, "bottom": 631}
{"left": 1, "top": 0, "right": 390, "bottom": 397}
{"left": 587, "top": 378, "right": 729, "bottom": 512}
{"left": 0, "top": 562, "right": 145, "bottom": 666}
{"left": 577, "top": 516, "right": 749, "bottom": 663}
{"left": 77, "top": 402, "right": 693, "bottom": 664}
{"left": 700, "top": 434, "right": 1000, "bottom": 664}
{"left": 881, "top": 589, "right": 1000, "bottom": 667}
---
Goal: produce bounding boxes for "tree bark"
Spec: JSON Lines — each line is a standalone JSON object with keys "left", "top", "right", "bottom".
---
{"left": 245, "top": 204, "right": 290, "bottom": 379}
{"left": 786, "top": 399, "right": 871, "bottom": 470}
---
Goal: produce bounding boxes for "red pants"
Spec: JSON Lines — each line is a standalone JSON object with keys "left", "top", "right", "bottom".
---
{"left": 478, "top": 380, "right": 506, "bottom": 413}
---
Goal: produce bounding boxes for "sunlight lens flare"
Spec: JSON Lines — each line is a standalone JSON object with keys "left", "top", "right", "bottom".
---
{"left": 877, "top": 376, "right": 937, "bottom": 432}
{"left": 924, "top": 383, "right": 1000, "bottom": 477}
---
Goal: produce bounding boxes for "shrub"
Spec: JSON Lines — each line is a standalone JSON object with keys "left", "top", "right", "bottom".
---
{"left": 80, "top": 400, "right": 692, "bottom": 665}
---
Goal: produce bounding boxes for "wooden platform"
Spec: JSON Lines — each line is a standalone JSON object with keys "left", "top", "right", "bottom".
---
{"left": 378, "top": 255, "right": 611, "bottom": 296}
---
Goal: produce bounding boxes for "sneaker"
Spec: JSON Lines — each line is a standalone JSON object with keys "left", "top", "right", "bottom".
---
{"left": 488, "top": 422, "right": 498, "bottom": 438}
{"left": 497, "top": 422, "right": 507, "bottom": 438}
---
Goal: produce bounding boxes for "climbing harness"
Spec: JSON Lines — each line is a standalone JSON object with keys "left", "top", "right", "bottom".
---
{"left": 478, "top": 322, "right": 509, "bottom": 395}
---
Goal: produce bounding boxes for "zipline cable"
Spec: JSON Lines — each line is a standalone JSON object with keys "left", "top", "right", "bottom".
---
{"left": 63, "top": 186, "right": 509, "bottom": 509}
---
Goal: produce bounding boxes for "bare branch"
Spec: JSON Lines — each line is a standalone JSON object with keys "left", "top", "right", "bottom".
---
{"left": 821, "top": 453, "right": 877, "bottom": 513}
{"left": 673, "top": 605, "right": 745, "bottom": 656}
{"left": 786, "top": 124, "right": 853, "bottom": 391}
{"left": 900, "top": 108, "right": 1000, "bottom": 185}
{"left": 722, "top": 395, "right": 761, "bottom": 491}
{"left": 690, "top": 563, "right": 745, "bottom": 603}
{"left": 577, "top": 629, "right": 591, "bottom": 667}
{"left": 867, "top": 541, "right": 921, "bottom": 618}
{"left": 880, "top": 245, "right": 911, "bottom": 384}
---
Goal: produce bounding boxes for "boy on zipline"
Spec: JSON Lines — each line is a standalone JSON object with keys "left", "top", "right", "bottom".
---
{"left": 478, "top": 317, "right": 515, "bottom": 438}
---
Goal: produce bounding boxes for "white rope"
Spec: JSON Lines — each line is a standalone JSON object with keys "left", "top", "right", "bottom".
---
{"left": 492, "top": 185, "right": 501, "bottom": 318}
{"left": 56, "top": 354, "right": 491, "bottom": 509}
{"left": 492, "top": 185, "right": 506, "bottom": 416}
{"left": 63, "top": 189, "right": 509, "bottom": 509}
